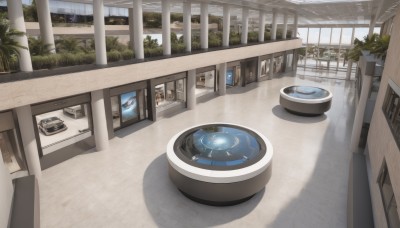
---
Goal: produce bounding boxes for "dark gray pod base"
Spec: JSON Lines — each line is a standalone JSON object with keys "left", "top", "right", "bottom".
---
{"left": 280, "top": 95, "right": 332, "bottom": 116}
{"left": 168, "top": 163, "right": 272, "bottom": 206}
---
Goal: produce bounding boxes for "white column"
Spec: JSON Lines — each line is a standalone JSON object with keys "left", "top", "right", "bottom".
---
{"left": 7, "top": 0, "right": 32, "bottom": 72}
{"left": 93, "top": 0, "right": 107, "bottom": 65}
{"left": 36, "top": 0, "right": 55, "bottom": 53}
{"left": 350, "top": 75, "right": 373, "bottom": 153}
{"left": 346, "top": 61, "right": 353, "bottom": 80}
{"left": 183, "top": 1, "right": 192, "bottom": 52}
{"left": 305, "top": 27, "right": 309, "bottom": 65}
{"left": 222, "top": 4, "right": 230, "bottom": 47}
{"left": 128, "top": 8, "right": 134, "bottom": 50}
{"left": 91, "top": 90, "right": 109, "bottom": 151}
{"left": 257, "top": 56, "right": 262, "bottom": 80}
{"left": 271, "top": 10, "right": 277, "bottom": 40}
{"left": 317, "top": 27, "right": 321, "bottom": 58}
{"left": 293, "top": 13, "right": 298, "bottom": 38}
{"left": 133, "top": 0, "right": 144, "bottom": 59}
{"left": 241, "top": 8, "right": 249, "bottom": 44}
{"left": 162, "top": 0, "right": 171, "bottom": 55}
{"left": 282, "top": 13, "right": 288, "bottom": 39}
{"left": 329, "top": 28, "right": 333, "bottom": 45}
{"left": 269, "top": 54, "right": 274, "bottom": 79}
{"left": 218, "top": 63, "right": 227, "bottom": 95}
{"left": 16, "top": 105, "right": 41, "bottom": 180}
{"left": 187, "top": 70, "right": 196, "bottom": 109}
{"left": 351, "top": 26, "right": 356, "bottom": 45}
{"left": 337, "top": 28, "right": 343, "bottom": 70}
{"left": 200, "top": 2, "right": 208, "bottom": 49}
{"left": 258, "top": 11, "right": 266, "bottom": 42}
{"left": 368, "top": 15, "right": 376, "bottom": 38}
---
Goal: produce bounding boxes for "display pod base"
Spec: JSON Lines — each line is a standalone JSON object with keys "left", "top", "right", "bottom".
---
{"left": 169, "top": 163, "right": 272, "bottom": 206}
{"left": 280, "top": 95, "right": 331, "bottom": 116}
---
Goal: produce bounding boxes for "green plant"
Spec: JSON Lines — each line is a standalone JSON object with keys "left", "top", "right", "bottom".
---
{"left": 28, "top": 37, "right": 52, "bottom": 56}
{"left": 172, "top": 43, "right": 186, "bottom": 54}
{"left": 144, "top": 47, "right": 163, "bottom": 58}
{"left": 0, "top": 18, "right": 27, "bottom": 72}
{"left": 229, "top": 32, "right": 241, "bottom": 45}
{"left": 107, "top": 50, "right": 122, "bottom": 62}
{"left": 56, "top": 36, "right": 82, "bottom": 54}
{"left": 208, "top": 32, "right": 222, "bottom": 48}
{"left": 370, "top": 35, "right": 390, "bottom": 61}
{"left": 248, "top": 31, "right": 259, "bottom": 43}
{"left": 106, "top": 36, "right": 127, "bottom": 52}
{"left": 121, "top": 50, "right": 134, "bottom": 60}
{"left": 348, "top": 33, "right": 380, "bottom": 61}
{"left": 23, "top": 0, "right": 38, "bottom": 22}
{"left": 143, "top": 35, "right": 159, "bottom": 49}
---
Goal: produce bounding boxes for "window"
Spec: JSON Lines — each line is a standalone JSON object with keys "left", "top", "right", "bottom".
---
{"left": 383, "top": 82, "right": 400, "bottom": 146}
{"left": 378, "top": 161, "right": 400, "bottom": 228}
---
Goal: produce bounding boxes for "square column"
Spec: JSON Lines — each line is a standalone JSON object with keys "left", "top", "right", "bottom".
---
{"left": 200, "top": 2, "right": 209, "bottom": 49}
{"left": 7, "top": 0, "right": 32, "bottom": 72}
{"left": 241, "top": 8, "right": 249, "bottom": 44}
{"left": 183, "top": 1, "right": 192, "bottom": 52}
{"left": 91, "top": 90, "right": 109, "bottom": 151}
{"left": 16, "top": 105, "right": 41, "bottom": 180}
{"left": 271, "top": 10, "right": 278, "bottom": 40}
{"left": 187, "top": 69, "right": 196, "bottom": 109}
{"left": 133, "top": 0, "right": 144, "bottom": 59}
{"left": 162, "top": 0, "right": 171, "bottom": 55}
{"left": 36, "top": 0, "right": 56, "bottom": 53}
{"left": 282, "top": 13, "right": 288, "bottom": 39}
{"left": 269, "top": 54, "right": 274, "bottom": 79}
{"left": 258, "top": 11, "right": 266, "bottom": 42}
{"left": 93, "top": 0, "right": 107, "bottom": 65}
{"left": 218, "top": 63, "right": 227, "bottom": 95}
{"left": 222, "top": 4, "right": 230, "bottom": 47}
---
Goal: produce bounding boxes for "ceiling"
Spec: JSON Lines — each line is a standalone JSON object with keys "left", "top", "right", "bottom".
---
{"left": 52, "top": 0, "right": 400, "bottom": 25}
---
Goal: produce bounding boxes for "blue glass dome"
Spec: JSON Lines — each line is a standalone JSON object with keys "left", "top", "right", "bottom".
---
{"left": 174, "top": 124, "right": 266, "bottom": 170}
{"left": 283, "top": 86, "right": 330, "bottom": 99}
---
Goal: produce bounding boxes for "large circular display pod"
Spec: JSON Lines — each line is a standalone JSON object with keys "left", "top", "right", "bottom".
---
{"left": 167, "top": 123, "right": 273, "bottom": 206}
{"left": 280, "top": 85, "right": 333, "bottom": 116}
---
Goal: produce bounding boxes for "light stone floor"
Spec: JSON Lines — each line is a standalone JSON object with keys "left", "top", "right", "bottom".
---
{"left": 40, "top": 72, "right": 356, "bottom": 228}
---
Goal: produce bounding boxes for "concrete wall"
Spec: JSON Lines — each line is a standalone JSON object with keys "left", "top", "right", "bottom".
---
{"left": 0, "top": 160, "right": 13, "bottom": 228}
{"left": 367, "top": 8, "right": 400, "bottom": 228}
{"left": 0, "top": 39, "right": 301, "bottom": 111}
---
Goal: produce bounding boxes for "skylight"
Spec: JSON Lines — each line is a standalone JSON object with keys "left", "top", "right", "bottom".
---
{"left": 286, "top": 0, "right": 370, "bottom": 4}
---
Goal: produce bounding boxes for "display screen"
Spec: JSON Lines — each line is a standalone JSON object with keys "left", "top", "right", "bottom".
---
{"left": 283, "top": 86, "right": 330, "bottom": 99}
{"left": 174, "top": 124, "right": 266, "bottom": 170}
{"left": 226, "top": 70, "right": 234, "bottom": 86}
{"left": 120, "top": 91, "right": 138, "bottom": 122}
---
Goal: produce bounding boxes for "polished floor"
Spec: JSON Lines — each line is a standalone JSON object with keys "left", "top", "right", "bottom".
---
{"left": 40, "top": 71, "right": 356, "bottom": 228}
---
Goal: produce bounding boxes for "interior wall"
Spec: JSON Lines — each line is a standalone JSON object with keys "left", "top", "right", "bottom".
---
{"left": 366, "top": 8, "right": 400, "bottom": 228}
{"left": 0, "top": 160, "right": 13, "bottom": 228}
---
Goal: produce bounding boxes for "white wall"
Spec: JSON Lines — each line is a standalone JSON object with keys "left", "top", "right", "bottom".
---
{"left": 0, "top": 39, "right": 301, "bottom": 111}
{"left": 0, "top": 161, "right": 13, "bottom": 228}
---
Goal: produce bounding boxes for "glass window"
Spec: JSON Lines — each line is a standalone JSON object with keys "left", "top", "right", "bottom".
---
{"left": 378, "top": 162, "right": 400, "bottom": 228}
{"left": 0, "top": 130, "right": 24, "bottom": 173}
{"left": 155, "top": 78, "right": 186, "bottom": 111}
{"left": 330, "top": 28, "right": 341, "bottom": 45}
{"left": 298, "top": 28, "right": 308, "bottom": 45}
{"left": 319, "top": 28, "right": 331, "bottom": 45}
{"left": 196, "top": 70, "right": 215, "bottom": 97}
{"left": 308, "top": 28, "right": 320, "bottom": 44}
{"left": 341, "top": 28, "right": 353, "bottom": 45}
{"left": 120, "top": 91, "right": 139, "bottom": 123}
{"left": 35, "top": 104, "right": 92, "bottom": 156}
{"left": 155, "top": 84, "right": 166, "bottom": 107}
{"left": 287, "top": 53, "right": 293, "bottom": 69}
{"left": 274, "top": 55, "right": 284, "bottom": 73}
{"left": 383, "top": 85, "right": 400, "bottom": 142}
{"left": 354, "top": 27, "right": 369, "bottom": 42}
{"left": 111, "top": 96, "right": 120, "bottom": 129}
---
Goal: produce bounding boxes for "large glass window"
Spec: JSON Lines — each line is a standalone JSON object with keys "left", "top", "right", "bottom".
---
{"left": 226, "top": 66, "right": 241, "bottom": 87}
{"left": 383, "top": 84, "right": 400, "bottom": 144}
{"left": 260, "top": 59, "right": 270, "bottom": 78}
{"left": 274, "top": 55, "right": 284, "bottom": 74}
{"left": 0, "top": 130, "right": 24, "bottom": 173}
{"left": 155, "top": 78, "right": 186, "bottom": 111}
{"left": 196, "top": 70, "right": 215, "bottom": 97}
{"left": 35, "top": 104, "right": 92, "bottom": 156}
{"left": 378, "top": 161, "right": 400, "bottom": 228}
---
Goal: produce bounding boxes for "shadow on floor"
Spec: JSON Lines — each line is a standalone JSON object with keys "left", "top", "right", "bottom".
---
{"left": 271, "top": 105, "right": 327, "bottom": 123}
{"left": 115, "top": 120, "right": 154, "bottom": 138}
{"left": 143, "top": 154, "right": 263, "bottom": 228}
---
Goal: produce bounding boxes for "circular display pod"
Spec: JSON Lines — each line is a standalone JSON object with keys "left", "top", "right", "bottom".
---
{"left": 280, "top": 85, "right": 333, "bottom": 116}
{"left": 167, "top": 123, "right": 273, "bottom": 206}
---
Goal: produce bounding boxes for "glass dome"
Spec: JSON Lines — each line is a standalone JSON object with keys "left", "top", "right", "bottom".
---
{"left": 283, "top": 86, "right": 330, "bottom": 99}
{"left": 174, "top": 124, "right": 266, "bottom": 170}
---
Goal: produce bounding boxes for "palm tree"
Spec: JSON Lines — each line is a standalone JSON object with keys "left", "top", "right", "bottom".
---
{"left": 55, "top": 36, "right": 82, "bottom": 53}
{"left": 28, "top": 37, "right": 51, "bottom": 56}
{"left": 0, "top": 19, "right": 27, "bottom": 72}
{"left": 371, "top": 35, "right": 390, "bottom": 61}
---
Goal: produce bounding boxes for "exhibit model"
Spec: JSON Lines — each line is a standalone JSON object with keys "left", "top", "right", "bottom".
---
{"left": 167, "top": 123, "right": 273, "bottom": 206}
{"left": 280, "top": 85, "right": 333, "bottom": 115}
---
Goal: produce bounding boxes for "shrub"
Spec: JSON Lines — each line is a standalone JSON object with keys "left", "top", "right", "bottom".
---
{"left": 229, "top": 32, "right": 241, "bottom": 45}
{"left": 248, "top": 31, "right": 259, "bottom": 43}
{"left": 172, "top": 43, "right": 186, "bottom": 54}
{"left": 208, "top": 32, "right": 222, "bottom": 48}
{"left": 264, "top": 32, "right": 271, "bottom": 41}
{"left": 144, "top": 47, "right": 163, "bottom": 58}
{"left": 191, "top": 41, "right": 201, "bottom": 50}
{"left": 121, "top": 50, "right": 134, "bottom": 60}
{"left": 107, "top": 50, "right": 122, "bottom": 62}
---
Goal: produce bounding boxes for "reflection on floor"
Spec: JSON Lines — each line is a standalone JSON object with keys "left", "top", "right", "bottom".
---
{"left": 40, "top": 72, "right": 355, "bottom": 228}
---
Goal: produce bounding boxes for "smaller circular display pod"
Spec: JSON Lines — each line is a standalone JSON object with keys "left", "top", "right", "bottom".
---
{"left": 280, "top": 85, "right": 333, "bottom": 116}
{"left": 167, "top": 123, "right": 273, "bottom": 206}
